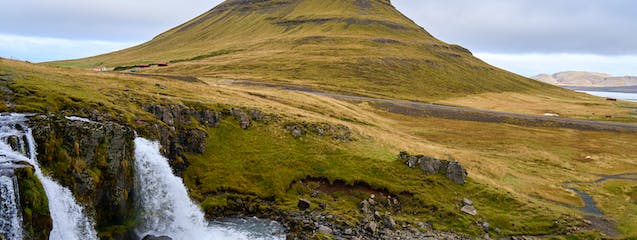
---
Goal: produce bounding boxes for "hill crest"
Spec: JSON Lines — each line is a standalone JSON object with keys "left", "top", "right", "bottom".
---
{"left": 54, "top": 0, "right": 561, "bottom": 102}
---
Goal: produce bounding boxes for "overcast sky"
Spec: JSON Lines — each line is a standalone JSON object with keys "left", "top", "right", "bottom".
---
{"left": 1, "top": 0, "right": 635, "bottom": 76}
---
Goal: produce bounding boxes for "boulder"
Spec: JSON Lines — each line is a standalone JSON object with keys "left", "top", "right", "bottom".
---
{"left": 318, "top": 225, "right": 334, "bottom": 235}
{"left": 383, "top": 215, "right": 397, "bottom": 230}
{"left": 462, "top": 198, "right": 473, "bottom": 206}
{"left": 461, "top": 205, "right": 477, "bottom": 216}
{"left": 231, "top": 108, "right": 251, "bottom": 129}
{"left": 417, "top": 156, "right": 445, "bottom": 175}
{"left": 365, "top": 221, "right": 378, "bottom": 234}
{"left": 399, "top": 152, "right": 468, "bottom": 185}
{"left": 446, "top": 161, "right": 467, "bottom": 185}
{"left": 298, "top": 198, "right": 311, "bottom": 211}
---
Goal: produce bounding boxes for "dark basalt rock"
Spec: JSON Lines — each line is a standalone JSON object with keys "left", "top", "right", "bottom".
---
{"left": 15, "top": 167, "right": 52, "bottom": 240}
{"left": 398, "top": 152, "right": 468, "bottom": 185}
{"left": 298, "top": 198, "right": 311, "bottom": 211}
{"left": 29, "top": 115, "right": 137, "bottom": 239}
{"left": 142, "top": 235, "right": 172, "bottom": 240}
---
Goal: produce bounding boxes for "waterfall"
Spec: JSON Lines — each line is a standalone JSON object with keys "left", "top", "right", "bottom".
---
{"left": 0, "top": 170, "right": 23, "bottom": 240}
{"left": 134, "top": 137, "right": 285, "bottom": 240}
{"left": 0, "top": 113, "right": 98, "bottom": 240}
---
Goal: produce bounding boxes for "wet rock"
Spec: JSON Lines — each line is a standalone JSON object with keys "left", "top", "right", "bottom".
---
{"left": 29, "top": 115, "right": 137, "bottom": 239}
{"left": 298, "top": 198, "right": 311, "bottom": 211}
{"left": 15, "top": 167, "right": 52, "bottom": 240}
{"left": 142, "top": 235, "right": 172, "bottom": 240}
{"left": 461, "top": 205, "right": 477, "bottom": 216}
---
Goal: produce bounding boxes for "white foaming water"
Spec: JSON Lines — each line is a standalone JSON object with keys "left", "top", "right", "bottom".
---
{"left": 0, "top": 113, "right": 98, "bottom": 240}
{"left": 0, "top": 171, "right": 23, "bottom": 240}
{"left": 134, "top": 137, "right": 285, "bottom": 240}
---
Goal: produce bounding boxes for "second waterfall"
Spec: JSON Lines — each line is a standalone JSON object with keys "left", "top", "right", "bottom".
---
{"left": 133, "top": 137, "right": 285, "bottom": 240}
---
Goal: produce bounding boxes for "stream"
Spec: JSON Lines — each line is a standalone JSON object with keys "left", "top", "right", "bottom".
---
{"left": 564, "top": 173, "right": 637, "bottom": 215}
{"left": 0, "top": 113, "right": 285, "bottom": 240}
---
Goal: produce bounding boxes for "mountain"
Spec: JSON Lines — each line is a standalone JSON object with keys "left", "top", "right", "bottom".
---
{"left": 5, "top": 0, "right": 637, "bottom": 238}
{"left": 533, "top": 71, "right": 637, "bottom": 87}
{"left": 55, "top": 0, "right": 560, "bottom": 102}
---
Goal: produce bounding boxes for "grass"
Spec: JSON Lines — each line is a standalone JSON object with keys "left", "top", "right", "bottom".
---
{"left": 3, "top": 50, "right": 637, "bottom": 237}
{"left": 183, "top": 119, "right": 576, "bottom": 237}
{"left": 49, "top": 0, "right": 578, "bottom": 108}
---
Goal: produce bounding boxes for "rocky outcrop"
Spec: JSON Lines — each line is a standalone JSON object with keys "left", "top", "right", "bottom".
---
{"left": 282, "top": 193, "right": 472, "bottom": 240}
{"left": 284, "top": 122, "right": 353, "bottom": 141}
{"left": 142, "top": 103, "right": 219, "bottom": 175}
{"left": 29, "top": 115, "right": 137, "bottom": 239}
{"left": 15, "top": 167, "right": 52, "bottom": 240}
{"left": 398, "top": 152, "right": 468, "bottom": 184}
{"left": 141, "top": 103, "right": 274, "bottom": 175}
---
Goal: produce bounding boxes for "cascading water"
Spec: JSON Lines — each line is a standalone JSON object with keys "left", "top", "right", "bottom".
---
{"left": 0, "top": 113, "right": 98, "bottom": 240}
{"left": 0, "top": 170, "right": 23, "bottom": 240}
{"left": 134, "top": 137, "right": 285, "bottom": 240}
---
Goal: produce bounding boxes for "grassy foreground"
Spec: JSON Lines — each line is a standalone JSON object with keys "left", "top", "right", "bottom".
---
{"left": 3, "top": 58, "right": 637, "bottom": 238}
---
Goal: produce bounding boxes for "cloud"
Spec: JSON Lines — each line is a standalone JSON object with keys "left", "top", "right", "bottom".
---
{"left": 0, "top": 34, "right": 139, "bottom": 62}
{"left": 0, "top": 0, "right": 224, "bottom": 41}
{"left": 475, "top": 52, "right": 637, "bottom": 77}
{"left": 1, "top": 0, "right": 636, "bottom": 76}
{"left": 393, "top": 0, "right": 637, "bottom": 55}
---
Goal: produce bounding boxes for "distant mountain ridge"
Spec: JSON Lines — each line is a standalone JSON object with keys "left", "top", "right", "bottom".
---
{"left": 532, "top": 71, "right": 637, "bottom": 87}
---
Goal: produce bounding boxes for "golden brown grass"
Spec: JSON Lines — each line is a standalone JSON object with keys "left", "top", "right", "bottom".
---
{"left": 5, "top": 53, "right": 637, "bottom": 237}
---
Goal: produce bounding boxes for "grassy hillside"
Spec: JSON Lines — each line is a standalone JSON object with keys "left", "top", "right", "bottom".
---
{"left": 53, "top": 0, "right": 570, "bottom": 104}
{"left": 4, "top": 58, "right": 637, "bottom": 238}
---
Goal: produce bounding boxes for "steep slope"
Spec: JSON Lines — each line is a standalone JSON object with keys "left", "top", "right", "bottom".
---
{"left": 55, "top": 0, "right": 562, "bottom": 102}
{"left": 533, "top": 71, "right": 637, "bottom": 87}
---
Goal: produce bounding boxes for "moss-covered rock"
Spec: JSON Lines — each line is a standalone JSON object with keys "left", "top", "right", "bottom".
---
{"left": 15, "top": 167, "right": 52, "bottom": 240}
{"left": 28, "top": 115, "right": 137, "bottom": 239}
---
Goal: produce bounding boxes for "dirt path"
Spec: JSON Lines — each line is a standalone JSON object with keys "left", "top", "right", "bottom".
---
{"left": 231, "top": 80, "right": 637, "bottom": 133}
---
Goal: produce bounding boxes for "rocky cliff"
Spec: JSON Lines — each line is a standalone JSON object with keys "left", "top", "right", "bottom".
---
{"left": 29, "top": 115, "right": 137, "bottom": 239}
{"left": 15, "top": 167, "right": 52, "bottom": 240}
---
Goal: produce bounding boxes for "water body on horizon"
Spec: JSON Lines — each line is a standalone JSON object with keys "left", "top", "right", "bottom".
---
{"left": 576, "top": 90, "right": 637, "bottom": 103}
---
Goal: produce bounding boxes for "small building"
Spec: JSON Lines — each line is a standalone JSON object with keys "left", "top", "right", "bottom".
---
{"left": 606, "top": 98, "right": 617, "bottom": 101}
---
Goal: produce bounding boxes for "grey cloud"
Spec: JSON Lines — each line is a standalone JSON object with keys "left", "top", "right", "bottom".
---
{"left": 1, "top": 0, "right": 635, "bottom": 55}
{"left": 0, "top": 0, "right": 223, "bottom": 41}
{"left": 393, "top": 0, "right": 637, "bottom": 55}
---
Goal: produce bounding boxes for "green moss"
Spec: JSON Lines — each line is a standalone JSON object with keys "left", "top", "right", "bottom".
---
{"left": 182, "top": 120, "right": 569, "bottom": 236}
{"left": 15, "top": 167, "right": 52, "bottom": 240}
